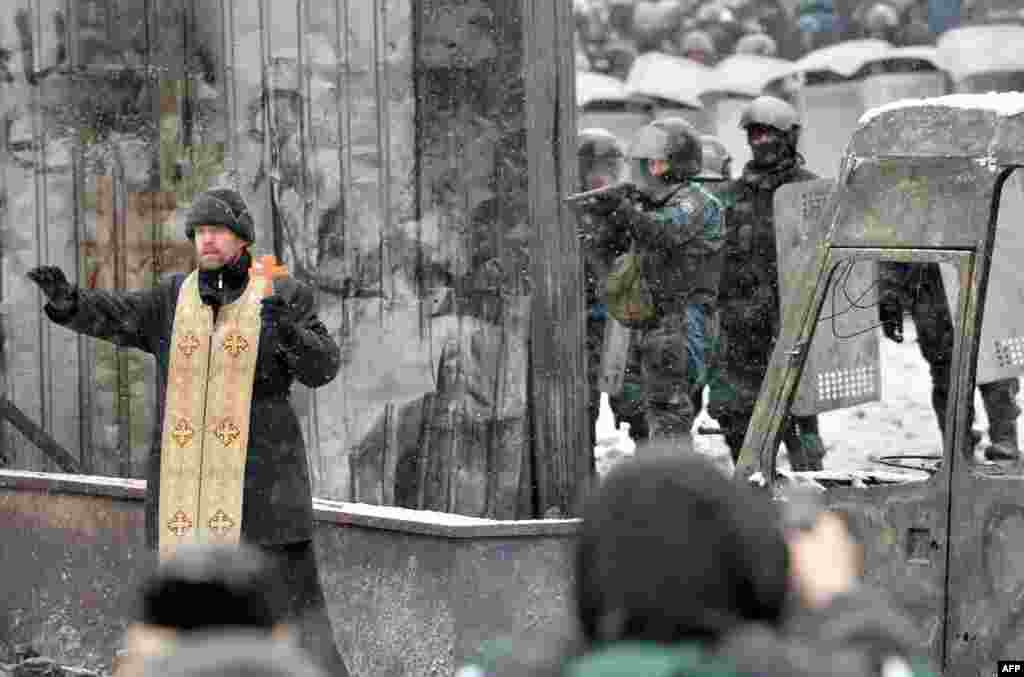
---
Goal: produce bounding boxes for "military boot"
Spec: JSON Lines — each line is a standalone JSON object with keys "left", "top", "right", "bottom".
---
{"left": 781, "top": 419, "right": 815, "bottom": 472}
{"left": 794, "top": 415, "right": 825, "bottom": 471}
{"left": 981, "top": 379, "right": 1021, "bottom": 462}
{"left": 985, "top": 419, "right": 1020, "bottom": 462}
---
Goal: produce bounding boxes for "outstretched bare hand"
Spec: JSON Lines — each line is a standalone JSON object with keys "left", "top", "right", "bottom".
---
{"left": 788, "top": 511, "right": 863, "bottom": 610}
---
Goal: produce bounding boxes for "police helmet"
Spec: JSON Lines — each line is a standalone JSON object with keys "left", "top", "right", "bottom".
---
{"left": 699, "top": 134, "right": 732, "bottom": 180}
{"left": 630, "top": 119, "right": 703, "bottom": 182}
{"left": 696, "top": 2, "right": 737, "bottom": 26}
{"left": 863, "top": 2, "right": 900, "bottom": 32}
{"left": 578, "top": 128, "right": 625, "bottom": 161}
{"left": 739, "top": 95, "right": 799, "bottom": 133}
{"left": 680, "top": 29, "right": 716, "bottom": 56}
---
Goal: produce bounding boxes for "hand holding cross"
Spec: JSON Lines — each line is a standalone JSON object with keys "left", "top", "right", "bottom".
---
{"left": 250, "top": 254, "right": 289, "bottom": 298}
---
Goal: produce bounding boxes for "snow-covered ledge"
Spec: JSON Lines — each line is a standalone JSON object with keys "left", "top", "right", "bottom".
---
{"left": 0, "top": 469, "right": 581, "bottom": 538}
{"left": 0, "top": 469, "right": 579, "bottom": 677}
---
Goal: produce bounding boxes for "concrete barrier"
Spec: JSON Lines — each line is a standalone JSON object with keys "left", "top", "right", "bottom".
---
{"left": 0, "top": 470, "right": 580, "bottom": 677}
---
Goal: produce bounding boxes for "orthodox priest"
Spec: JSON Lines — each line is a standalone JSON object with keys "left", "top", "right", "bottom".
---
{"left": 27, "top": 188, "right": 349, "bottom": 677}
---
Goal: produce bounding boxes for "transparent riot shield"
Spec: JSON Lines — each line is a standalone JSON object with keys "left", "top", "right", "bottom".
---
{"left": 704, "top": 94, "right": 753, "bottom": 175}
{"left": 860, "top": 72, "right": 948, "bottom": 111}
{"left": 796, "top": 80, "right": 865, "bottom": 179}
{"left": 775, "top": 179, "right": 881, "bottom": 415}
{"left": 579, "top": 101, "right": 654, "bottom": 146}
{"left": 943, "top": 169, "right": 1024, "bottom": 385}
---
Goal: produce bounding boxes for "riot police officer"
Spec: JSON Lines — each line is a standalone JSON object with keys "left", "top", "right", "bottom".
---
{"left": 580, "top": 120, "right": 724, "bottom": 455}
{"left": 577, "top": 128, "right": 649, "bottom": 440}
{"left": 879, "top": 263, "right": 1021, "bottom": 462}
{"left": 653, "top": 121, "right": 729, "bottom": 417}
{"left": 708, "top": 95, "right": 827, "bottom": 471}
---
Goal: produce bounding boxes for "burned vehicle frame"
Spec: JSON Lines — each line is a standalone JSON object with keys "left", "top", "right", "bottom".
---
{"left": 734, "top": 94, "right": 1024, "bottom": 676}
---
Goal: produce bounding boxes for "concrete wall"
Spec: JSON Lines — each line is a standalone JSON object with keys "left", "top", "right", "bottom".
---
{"left": 0, "top": 470, "right": 580, "bottom": 677}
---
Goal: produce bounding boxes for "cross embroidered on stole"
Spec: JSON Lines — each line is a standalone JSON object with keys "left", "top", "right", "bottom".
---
{"left": 157, "top": 271, "right": 263, "bottom": 560}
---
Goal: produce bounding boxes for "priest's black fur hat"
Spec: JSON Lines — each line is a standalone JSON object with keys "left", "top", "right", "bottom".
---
{"left": 185, "top": 189, "right": 255, "bottom": 243}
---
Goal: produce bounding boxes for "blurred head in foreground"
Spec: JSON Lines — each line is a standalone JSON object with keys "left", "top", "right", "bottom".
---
{"left": 575, "top": 453, "right": 790, "bottom": 645}
{"left": 117, "top": 544, "right": 292, "bottom": 677}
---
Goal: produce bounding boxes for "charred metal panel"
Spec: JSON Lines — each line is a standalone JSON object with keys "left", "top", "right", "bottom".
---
{"left": 828, "top": 159, "right": 997, "bottom": 249}
{"left": 946, "top": 476, "right": 1024, "bottom": 676}
{"left": 825, "top": 481, "right": 948, "bottom": 663}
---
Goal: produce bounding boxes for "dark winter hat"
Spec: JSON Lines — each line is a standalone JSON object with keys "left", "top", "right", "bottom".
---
{"left": 575, "top": 452, "right": 790, "bottom": 645}
{"left": 140, "top": 543, "right": 285, "bottom": 633}
{"left": 185, "top": 189, "right": 255, "bottom": 243}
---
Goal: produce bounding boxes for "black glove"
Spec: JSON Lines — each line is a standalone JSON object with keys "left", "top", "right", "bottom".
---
{"left": 585, "top": 195, "right": 629, "bottom": 218}
{"left": 27, "top": 266, "right": 75, "bottom": 310}
{"left": 260, "top": 295, "right": 300, "bottom": 348}
{"left": 878, "top": 298, "right": 904, "bottom": 343}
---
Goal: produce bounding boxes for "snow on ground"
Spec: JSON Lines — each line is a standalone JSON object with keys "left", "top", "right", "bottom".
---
{"left": 603, "top": 321, "right": 1024, "bottom": 476}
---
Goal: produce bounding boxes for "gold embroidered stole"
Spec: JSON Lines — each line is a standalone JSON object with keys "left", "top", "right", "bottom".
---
{"left": 158, "top": 272, "right": 262, "bottom": 560}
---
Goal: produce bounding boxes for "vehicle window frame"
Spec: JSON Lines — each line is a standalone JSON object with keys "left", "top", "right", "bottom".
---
{"left": 746, "top": 246, "right": 976, "bottom": 491}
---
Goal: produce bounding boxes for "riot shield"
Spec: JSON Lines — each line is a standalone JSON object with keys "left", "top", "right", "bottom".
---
{"left": 706, "top": 54, "right": 795, "bottom": 99}
{"left": 936, "top": 24, "right": 1024, "bottom": 87}
{"left": 703, "top": 94, "right": 752, "bottom": 176}
{"left": 577, "top": 71, "right": 628, "bottom": 108}
{"left": 791, "top": 40, "right": 894, "bottom": 178}
{"left": 599, "top": 318, "right": 632, "bottom": 395}
{"left": 578, "top": 104, "right": 654, "bottom": 145}
{"left": 774, "top": 179, "right": 882, "bottom": 415}
{"left": 577, "top": 70, "right": 653, "bottom": 141}
{"left": 859, "top": 72, "right": 948, "bottom": 111}
{"left": 942, "top": 169, "right": 1024, "bottom": 385}
{"left": 624, "top": 52, "right": 710, "bottom": 111}
{"left": 792, "top": 39, "right": 892, "bottom": 80}
{"left": 859, "top": 47, "right": 949, "bottom": 111}
{"left": 796, "top": 81, "right": 865, "bottom": 179}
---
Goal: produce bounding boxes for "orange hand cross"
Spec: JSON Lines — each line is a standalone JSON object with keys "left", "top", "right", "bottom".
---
{"left": 251, "top": 254, "right": 289, "bottom": 297}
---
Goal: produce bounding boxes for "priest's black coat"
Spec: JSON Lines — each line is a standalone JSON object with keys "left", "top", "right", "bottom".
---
{"left": 44, "top": 260, "right": 340, "bottom": 548}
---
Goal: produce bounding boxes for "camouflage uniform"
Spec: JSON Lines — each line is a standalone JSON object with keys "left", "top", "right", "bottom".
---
{"left": 580, "top": 205, "right": 649, "bottom": 439}
{"left": 878, "top": 262, "right": 1021, "bottom": 460}
{"left": 599, "top": 183, "right": 724, "bottom": 448}
{"left": 577, "top": 129, "right": 649, "bottom": 438}
{"left": 707, "top": 157, "right": 826, "bottom": 469}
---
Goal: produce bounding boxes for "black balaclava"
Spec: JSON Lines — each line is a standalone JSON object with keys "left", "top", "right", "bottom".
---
{"left": 575, "top": 452, "right": 790, "bottom": 647}
{"left": 747, "top": 123, "right": 793, "bottom": 170}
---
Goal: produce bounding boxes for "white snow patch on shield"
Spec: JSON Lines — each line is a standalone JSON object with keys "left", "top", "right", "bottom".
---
{"left": 859, "top": 91, "right": 1024, "bottom": 125}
